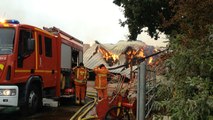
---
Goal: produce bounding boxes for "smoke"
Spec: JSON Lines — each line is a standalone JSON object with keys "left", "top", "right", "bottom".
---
{"left": 0, "top": 0, "right": 166, "bottom": 47}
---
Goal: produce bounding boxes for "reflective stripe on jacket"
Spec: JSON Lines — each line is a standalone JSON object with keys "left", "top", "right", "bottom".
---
{"left": 74, "top": 79, "right": 86, "bottom": 84}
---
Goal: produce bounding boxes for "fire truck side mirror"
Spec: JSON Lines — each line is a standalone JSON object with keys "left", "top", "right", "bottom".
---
{"left": 27, "top": 38, "right": 35, "bottom": 52}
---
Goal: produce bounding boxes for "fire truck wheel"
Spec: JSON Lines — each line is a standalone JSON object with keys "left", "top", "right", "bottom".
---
{"left": 21, "top": 85, "right": 42, "bottom": 115}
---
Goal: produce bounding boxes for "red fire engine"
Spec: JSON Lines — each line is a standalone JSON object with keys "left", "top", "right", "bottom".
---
{"left": 0, "top": 19, "right": 83, "bottom": 114}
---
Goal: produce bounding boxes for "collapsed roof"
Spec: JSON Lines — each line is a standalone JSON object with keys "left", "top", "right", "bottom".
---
{"left": 83, "top": 40, "right": 159, "bottom": 78}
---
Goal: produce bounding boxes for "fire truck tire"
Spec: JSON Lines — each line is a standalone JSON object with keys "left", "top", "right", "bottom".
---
{"left": 20, "top": 85, "right": 42, "bottom": 115}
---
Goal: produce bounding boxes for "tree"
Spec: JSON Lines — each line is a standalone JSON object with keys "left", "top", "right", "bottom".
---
{"left": 165, "top": 1, "right": 213, "bottom": 119}
{"left": 114, "top": 0, "right": 213, "bottom": 119}
{"left": 113, "top": 0, "right": 177, "bottom": 40}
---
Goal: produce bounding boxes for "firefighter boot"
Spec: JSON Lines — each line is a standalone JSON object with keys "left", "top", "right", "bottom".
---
{"left": 76, "top": 97, "right": 80, "bottom": 105}
{"left": 81, "top": 99, "right": 85, "bottom": 105}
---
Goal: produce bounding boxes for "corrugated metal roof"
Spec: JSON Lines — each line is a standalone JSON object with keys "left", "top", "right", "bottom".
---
{"left": 83, "top": 44, "right": 109, "bottom": 69}
{"left": 83, "top": 40, "right": 150, "bottom": 78}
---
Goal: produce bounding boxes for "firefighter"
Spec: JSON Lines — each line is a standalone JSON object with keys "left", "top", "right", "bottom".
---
{"left": 73, "top": 62, "right": 89, "bottom": 105}
{"left": 93, "top": 64, "right": 109, "bottom": 102}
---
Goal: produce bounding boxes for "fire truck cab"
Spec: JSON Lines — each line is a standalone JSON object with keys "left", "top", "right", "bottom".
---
{"left": 0, "top": 19, "right": 83, "bottom": 114}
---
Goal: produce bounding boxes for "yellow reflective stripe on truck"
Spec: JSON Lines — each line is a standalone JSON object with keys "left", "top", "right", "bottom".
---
{"left": 35, "top": 70, "right": 53, "bottom": 73}
{"left": 15, "top": 70, "right": 57, "bottom": 73}
{"left": 15, "top": 70, "right": 31, "bottom": 73}
{"left": 34, "top": 31, "right": 38, "bottom": 70}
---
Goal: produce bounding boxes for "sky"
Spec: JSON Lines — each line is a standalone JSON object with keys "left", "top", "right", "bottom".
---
{"left": 0, "top": 0, "right": 167, "bottom": 47}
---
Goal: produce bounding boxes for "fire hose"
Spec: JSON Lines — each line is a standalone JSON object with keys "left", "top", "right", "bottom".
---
{"left": 70, "top": 91, "right": 98, "bottom": 120}
{"left": 78, "top": 95, "right": 97, "bottom": 120}
{"left": 71, "top": 47, "right": 168, "bottom": 119}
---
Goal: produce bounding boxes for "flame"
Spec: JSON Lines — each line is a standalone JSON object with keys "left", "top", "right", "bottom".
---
{"left": 136, "top": 49, "right": 145, "bottom": 58}
{"left": 98, "top": 47, "right": 118, "bottom": 66}
{"left": 125, "top": 48, "right": 147, "bottom": 67}
{"left": 148, "top": 57, "right": 153, "bottom": 64}
{"left": 111, "top": 54, "right": 119, "bottom": 61}
{"left": 99, "top": 48, "right": 107, "bottom": 60}
{"left": 125, "top": 47, "right": 157, "bottom": 66}
{"left": 98, "top": 45, "right": 157, "bottom": 67}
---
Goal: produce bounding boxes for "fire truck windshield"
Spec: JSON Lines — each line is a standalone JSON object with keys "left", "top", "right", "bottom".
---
{"left": 0, "top": 28, "right": 15, "bottom": 55}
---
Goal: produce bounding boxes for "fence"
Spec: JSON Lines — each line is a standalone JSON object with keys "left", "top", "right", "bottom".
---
{"left": 137, "top": 62, "right": 159, "bottom": 120}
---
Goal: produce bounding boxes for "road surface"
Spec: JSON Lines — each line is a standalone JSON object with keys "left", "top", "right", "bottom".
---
{"left": 0, "top": 98, "right": 82, "bottom": 120}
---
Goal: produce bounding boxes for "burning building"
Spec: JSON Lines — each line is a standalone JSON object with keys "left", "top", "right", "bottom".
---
{"left": 83, "top": 40, "right": 160, "bottom": 78}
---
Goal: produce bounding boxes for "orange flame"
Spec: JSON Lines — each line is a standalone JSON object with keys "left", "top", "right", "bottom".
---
{"left": 98, "top": 47, "right": 118, "bottom": 65}
{"left": 148, "top": 57, "right": 153, "bottom": 64}
{"left": 111, "top": 54, "right": 119, "bottom": 61}
{"left": 137, "top": 49, "right": 145, "bottom": 58}
{"left": 125, "top": 48, "right": 147, "bottom": 66}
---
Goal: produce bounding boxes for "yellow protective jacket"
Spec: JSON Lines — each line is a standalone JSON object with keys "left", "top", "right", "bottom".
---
{"left": 73, "top": 67, "right": 88, "bottom": 86}
{"left": 93, "top": 66, "right": 109, "bottom": 89}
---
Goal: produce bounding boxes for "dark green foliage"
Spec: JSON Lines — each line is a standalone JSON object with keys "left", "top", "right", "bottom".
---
{"left": 113, "top": 0, "right": 176, "bottom": 40}
{"left": 113, "top": 0, "right": 213, "bottom": 118}
{"left": 153, "top": 25, "right": 213, "bottom": 119}
{"left": 165, "top": 26, "right": 213, "bottom": 119}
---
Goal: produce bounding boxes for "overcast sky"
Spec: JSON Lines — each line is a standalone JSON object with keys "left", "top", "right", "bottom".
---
{"left": 0, "top": 0, "right": 167, "bottom": 47}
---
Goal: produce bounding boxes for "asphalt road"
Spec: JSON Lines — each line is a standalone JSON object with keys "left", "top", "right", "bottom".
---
{"left": 0, "top": 81, "right": 98, "bottom": 120}
{"left": 0, "top": 98, "right": 83, "bottom": 120}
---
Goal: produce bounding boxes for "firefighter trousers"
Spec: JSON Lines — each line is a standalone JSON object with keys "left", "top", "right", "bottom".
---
{"left": 75, "top": 85, "right": 86, "bottom": 101}
{"left": 97, "top": 88, "right": 108, "bottom": 100}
